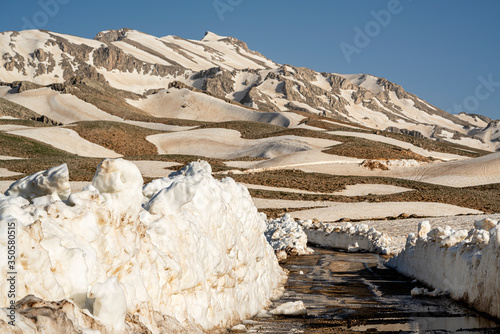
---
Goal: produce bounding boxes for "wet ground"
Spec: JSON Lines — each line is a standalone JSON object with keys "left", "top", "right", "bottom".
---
{"left": 245, "top": 247, "right": 500, "bottom": 333}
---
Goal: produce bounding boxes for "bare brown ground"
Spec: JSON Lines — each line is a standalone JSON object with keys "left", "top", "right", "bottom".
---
{"left": 227, "top": 170, "right": 500, "bottom": 214}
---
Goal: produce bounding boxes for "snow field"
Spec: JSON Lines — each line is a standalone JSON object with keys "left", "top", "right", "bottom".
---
{"left": 129, "top": 88, "right": 293, "bottom": 126}
{"left": 147, "top": 128, "right": 339, "bottom": 160}
{"left": 0, "top": 159, "right": 286, "bottom": 332}
{"left": 6, "top": 127, "right": 122, "bottom": 158}
{"left": 387, "top": 218, "right": 500, "bottom": 319}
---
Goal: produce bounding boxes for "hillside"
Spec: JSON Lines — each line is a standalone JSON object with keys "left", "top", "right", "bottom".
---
{"left": 0, "top": 28, "right": 499, "bottom": 220}
{"left": 0, "top": 28, "right": 499, "bottom": 151}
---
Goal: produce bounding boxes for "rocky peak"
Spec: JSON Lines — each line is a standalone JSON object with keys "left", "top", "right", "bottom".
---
{"left": 94, "top": 28, "right": 132, "bottom": 43}
{"left": 202, "top": 31, "right": 224, "bottom": 42}
{"left": 459, "top": 112, "right": 493, "bottom": 124}
{"left": 202, "top": 31, "right": 267, "bottom": 60}
{"left": 377, "top": 77, "right": 409, "bottom": 100}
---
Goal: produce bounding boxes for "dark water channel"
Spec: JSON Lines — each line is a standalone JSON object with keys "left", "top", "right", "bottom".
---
{"left": 246, "top": 247, "right": 500, "bottom": 333}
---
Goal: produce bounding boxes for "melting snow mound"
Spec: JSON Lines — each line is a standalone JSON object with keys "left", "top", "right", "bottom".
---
{"left": 265, "top": 214, "right": 314, "bottom": 261}
{"left": 387, "top": 219, "right": 500, "bottom": 319}
{"left": 300, "top": 220, "right": 392, "bottom": 255}
{"left": 0, "top": 159, "right": 286, "bottom": 333}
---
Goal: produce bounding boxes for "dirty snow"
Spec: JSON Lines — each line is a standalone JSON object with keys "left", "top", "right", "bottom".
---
{"left": 0, "top": 160, "right": 286, "bottom": 332}
{"left": 387, "top": 218, "right": 500, "bottom": 319}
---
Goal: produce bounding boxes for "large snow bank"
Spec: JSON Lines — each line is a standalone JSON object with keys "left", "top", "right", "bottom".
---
{"left": 300, "top": 220, "right": 392, "bottom": 254}
{"left": 387, "top": 219, "right": 500, "bottom": 319}
{"left": 0, "top": 159, "right": 286, "bottom": 333}
{"left": 265, "top": 214, "right": 313, "bottom": 261}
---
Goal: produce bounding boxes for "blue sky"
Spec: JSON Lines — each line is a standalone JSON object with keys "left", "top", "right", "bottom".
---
{"left": 1, "top": 0, "right": 499, "bottom": 119}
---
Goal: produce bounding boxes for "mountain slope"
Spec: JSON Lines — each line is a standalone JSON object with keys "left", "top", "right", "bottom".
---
{"left": 0, "top": 28, "right": 498, "bottom": 152}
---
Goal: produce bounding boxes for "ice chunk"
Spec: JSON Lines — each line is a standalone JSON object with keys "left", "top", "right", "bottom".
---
{"left": 440, "top": 229, "right": 468, "bottom": 247}
{"left": 231, "top": 324, "right": 247, "bottom": 332}
{"left": 410, "top": 287, "right": 444, "bottom": 297}
{"left": 474, "top": 218, "right": 497, "bottom": 231}
{"left": 270, "top": 301, "right": 307, "bottom": 316}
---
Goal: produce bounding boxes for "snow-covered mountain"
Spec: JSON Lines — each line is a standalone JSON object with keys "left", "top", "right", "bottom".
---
{"left": 1, "top": 28, "right": 498, "bottom": 151}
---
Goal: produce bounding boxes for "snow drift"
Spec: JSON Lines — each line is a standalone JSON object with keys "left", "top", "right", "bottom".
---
{"left": 387, "top": 219, "right": 500, "bottom": 319}
{"left": 0, "top": 159, "right": 286, "bottom": 333}
{"left": 300, "top": 220, "right": 392, "bottom": 255}
{"left": 265, "top": 214, "right": 313, "bottom": 261}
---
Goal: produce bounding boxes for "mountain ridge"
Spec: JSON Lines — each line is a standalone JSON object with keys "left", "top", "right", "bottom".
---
{"left": 0, "top": 28, "right": 498, "bottom": 152}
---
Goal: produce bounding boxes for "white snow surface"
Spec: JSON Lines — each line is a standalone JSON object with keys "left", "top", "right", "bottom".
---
{"left": 5, "top": 163, "right": 70, "bottom": 201}
{"left": 300, "top": 220, "right": 392, "bottom": 255}
{"left": 342, "top": 74, "right": 384, "bottom": 95}
{"left": 1, "top": 88, "right": 122, "bottom": 124}
{"left": 0, "top": 159, "right": 286, "bottom": 332}
{"left": 147, "top": 128, "right": 339, "bottom": 160}
{"left": 288, "top": 202, "right": 482, "bottom": 222}
{"left": 387, "top": 218, "right": 500, "bottom": 319}
{"left": 129, "top": 88, "right": 293, "bottom": 126}
{"left": 6, "top": 127, "right": 122, "bottom": 158}
{"left": 404, "top": 151, "right": 500, "bottom": 187}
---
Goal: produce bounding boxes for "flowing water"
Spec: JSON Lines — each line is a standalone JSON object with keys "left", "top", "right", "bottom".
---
{"left": 245, "top": 247, "right": 500, "bottom": 333}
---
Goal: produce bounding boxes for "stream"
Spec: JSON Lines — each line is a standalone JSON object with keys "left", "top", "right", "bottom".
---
{"left": 245, "top": 247, "right": 500, "bottom": 333}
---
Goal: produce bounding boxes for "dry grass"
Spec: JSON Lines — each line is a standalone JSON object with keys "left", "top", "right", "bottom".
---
{"left": 69, "top": 121, "right": 162, "bottom": 156}
{"left": 292, "top": 109, "right": 487, "bottom": 158}
{"left": 228, "top": 169, "right": 500, "bottom": 214}
{"left": 323, "top": 139, "right": 432, "bottom": 162}
{"left": 360, "top": 160, "right": 389, "bottom": 170}
{"left": 196, "top": 121, "right": 433, "bottom": 161}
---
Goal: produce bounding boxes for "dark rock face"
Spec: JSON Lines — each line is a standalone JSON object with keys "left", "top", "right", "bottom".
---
{"left": 202, "top": 69, "right": 235, "bottom": 97}
{"left": 94, "top": 28, "right": 131, "bottom": 43}
{"left": 30, "top": 115, "right": 62, "bottom": 126}
{"left": 11, "top": 80, "right": 44, "bottom": 93}
{"left": 386, "top": 127, "right": 425, "bottom": 138}
{"left": 34, "top": 48, "right": 47, "bottom": 62}
{"left": 3, "top": 51, "right": 26, "bottom": 74}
